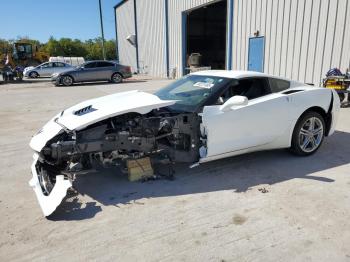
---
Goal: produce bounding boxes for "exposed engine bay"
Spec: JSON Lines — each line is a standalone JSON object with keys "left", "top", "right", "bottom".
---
{"left": 35, "top": 109, "right": 203, "bottom": 196}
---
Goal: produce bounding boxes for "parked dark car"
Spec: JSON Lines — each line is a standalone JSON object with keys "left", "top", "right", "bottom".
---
{"left": 51, "top": 60, "right": 132, "bottom": 86}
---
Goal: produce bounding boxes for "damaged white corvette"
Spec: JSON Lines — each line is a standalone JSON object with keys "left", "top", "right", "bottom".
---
{"left": 29, "top": 71, "right": 340, "bottom": 216}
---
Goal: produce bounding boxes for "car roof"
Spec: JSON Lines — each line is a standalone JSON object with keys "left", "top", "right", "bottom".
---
{"left": 191, "top": 70, "right": 281, "bottom": 80}
{"left": 191, "top": 70, "right": 313, "bottom": 89}
{"left": 85, "top": 60, "right": 116, "bottom": 63}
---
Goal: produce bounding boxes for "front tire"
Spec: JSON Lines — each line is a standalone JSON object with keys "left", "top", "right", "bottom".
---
{"left": 290, "top": 111, "right": 325, "bottom": 156}
{"left": 111, "top": 73, "right": 123, "bottom": 83}
{"left": 61, "top": 75, "right": 74, "bottom": 86}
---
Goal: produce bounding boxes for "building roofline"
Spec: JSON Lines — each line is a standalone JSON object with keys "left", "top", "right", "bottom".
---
{"left": 113, "top": 0, "right": 128, "bottom": 9}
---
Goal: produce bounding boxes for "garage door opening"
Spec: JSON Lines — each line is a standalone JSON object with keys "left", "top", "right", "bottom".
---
{"left": 184, "top": 0, "right": 227, "bottom": 74}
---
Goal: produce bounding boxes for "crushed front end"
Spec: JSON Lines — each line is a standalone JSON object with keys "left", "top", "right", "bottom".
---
{"left": 30, "top": 108, "right": 202, "bottom": 216}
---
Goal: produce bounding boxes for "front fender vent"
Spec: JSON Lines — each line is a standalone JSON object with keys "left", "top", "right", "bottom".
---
{"left": 74, "top": 105, "right": 97, "bottom": 116}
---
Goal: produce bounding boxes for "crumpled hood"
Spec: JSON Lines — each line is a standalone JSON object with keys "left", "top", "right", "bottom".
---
{"left": 30, "top": 90, "right": 176, "bottom": 152}
{"left": 56, "top": 90, "right": 176, "bottom": 130}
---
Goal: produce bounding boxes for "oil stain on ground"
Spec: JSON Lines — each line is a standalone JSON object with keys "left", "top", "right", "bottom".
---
{"left": 232, "top": 214, "right": 247, "bottom": 225}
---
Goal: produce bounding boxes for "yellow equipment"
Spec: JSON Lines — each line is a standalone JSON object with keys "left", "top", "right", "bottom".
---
{"left": 323, "top": 75, "right": 350, "bottom": 103}
{"left": 0, "top": 41, "right": 49, "bottom": 70}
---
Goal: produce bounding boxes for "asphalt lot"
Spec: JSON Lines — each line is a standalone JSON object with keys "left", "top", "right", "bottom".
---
{"left": 0, "top": 78, "right": 349, "bottom": 261}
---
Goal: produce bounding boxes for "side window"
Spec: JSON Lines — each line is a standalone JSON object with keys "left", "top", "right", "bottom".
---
{"left": 54, "top": 62, "right": 65, "bottom": 67}
{"left": 97, "top": 62, "right": 114, "bottom": 67}
{"left": 238, "top": 78, "right": 271, "bottom": 100}
{"left": 41, "top": 63, "right": 52, "bottom": 68}
{"left": 219, "top": 82, "right": 237, "bottom": 103}
{"left": 269, "top": 78, "right": 290, "bottom": 92}
{"left": 218, "top": 78, "right": 271, "bottom": 102}
{"left": 84, "top": 62, "right": 96, "bottom": 68}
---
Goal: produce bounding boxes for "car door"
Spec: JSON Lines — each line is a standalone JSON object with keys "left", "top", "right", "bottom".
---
{"left": 53, "top": 62, "right": 69, "bottom": 74}
{"left": 76, "top": 62, "right": 97, "bottom": 82}
{"left": 38, "top": 62, "right": 54, "bottom": 77}
{"left": 95, "top": 61, "right": 115, "bottom": 80}
{"left": 201, "top": 77, "right": 292, "bottom": 159}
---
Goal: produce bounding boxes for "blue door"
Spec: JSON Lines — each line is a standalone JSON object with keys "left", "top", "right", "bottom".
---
{"left": 248, "top": 37, "right": 265, "bottom": 72}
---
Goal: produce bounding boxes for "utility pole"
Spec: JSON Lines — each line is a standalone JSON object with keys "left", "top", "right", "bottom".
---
{"left": 99, "top": 0, "right": 106, "bottom": 60}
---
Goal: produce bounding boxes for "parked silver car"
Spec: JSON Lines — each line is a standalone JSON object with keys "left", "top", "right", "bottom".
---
{"left": 51, "top": 60, "right": 132, "bottom": 86}
{"left": 24, "top": 62, "right": 73, "bottom": 78}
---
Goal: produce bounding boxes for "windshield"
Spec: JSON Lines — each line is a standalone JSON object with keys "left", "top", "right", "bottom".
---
{"left": 155, "top": 75, "right": 231, "bottom": 112}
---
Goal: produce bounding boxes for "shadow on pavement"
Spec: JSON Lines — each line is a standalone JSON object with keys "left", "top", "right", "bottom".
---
{"left": 1, "top": 78, "right": 52, "bottom": 84}
{"left": 71, "top": 79, "right": 147, "bottom": 87}
{"left": 49, "top": 130, "right": 350, "bottom": 221}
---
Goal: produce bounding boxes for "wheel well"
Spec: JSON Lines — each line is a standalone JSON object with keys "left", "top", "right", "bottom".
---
{"left": 299, "top": 106, "right": 332, "bottom": 136}
{"left": 30, "top": 71, "right": 39, "bottom": 76}
{"left": 112, "top": 72, "right": 123, "bottom": 79}
{"left": 61, "top": 74, "right": 75, "bottom": 82}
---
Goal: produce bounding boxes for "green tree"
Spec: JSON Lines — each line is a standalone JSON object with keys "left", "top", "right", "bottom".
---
{"left": 85, "top": 38, "right": 117, "bottom": 60}
{"left": 105, "top": 40, "right": 117, "bottom": 60}
{"left": 84, "top": 38, "right": 102, "bottom": 60}
{"left": 0, "top": 39, "right": 12, "bottom": 55}
{"left": 0, "top": 36, "right": 118, "bottom": 61}
{"left": 43, "top": 37, "right": 62, "bottom": 56}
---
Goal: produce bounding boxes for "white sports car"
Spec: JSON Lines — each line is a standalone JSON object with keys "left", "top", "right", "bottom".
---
{"left": 29, "top": 70, "right": 340, "bottom": 216}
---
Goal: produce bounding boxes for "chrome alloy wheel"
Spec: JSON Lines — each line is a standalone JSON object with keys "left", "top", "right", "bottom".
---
{"left": 298, "top": 117, "right": 324, "bottom": 153}
{"left": 62, "top": 76, "right": 73, "bottom": 86}
{"left": 112, "top": 73, "right": 122, "bottom": 83}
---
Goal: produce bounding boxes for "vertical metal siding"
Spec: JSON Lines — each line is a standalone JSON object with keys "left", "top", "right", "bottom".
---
{"left": 339, "top": 0, "right": 350, "bottom": 71}
{"left": 231, "top": 0, "right": 350, "bottom": 85}
{"left": 115, "top": 0, "right": 350, "bottom": 83}
{"left": 232, "top": 0, "right": 240, "bottom": 69}
{"left": 313, "top": 0, "right": 329, "bottom": 86}
{"left": 115, "top": 0, "right": 137, "bottom": 72}
{"left": 302, "top": 0, "right": 315, "bottom": 83}
{"left": 274, "top": 0, "right": 284, "bottom": 75}
{"left": 136, "top": 0, "right": 167, "bottom": 77}
{"left": 226, "top": 0, "right": 234, "bottom": 69}
{"left": 297, "top": 0, "right": 309, "bottom": 81}
{"left": 306, "top": 0, "right": 321, "bottom": 84}
{"left": 332, "top": 0, "right": 347, "bottom": 69}
{"left": 321, "top": 0, "right": 338, "bottom": 80}
{"left": 279, "top": 0, "right": 292, "bottom": 77}
{"left": 264, "top": 0, "right": 273, "bottom": 73}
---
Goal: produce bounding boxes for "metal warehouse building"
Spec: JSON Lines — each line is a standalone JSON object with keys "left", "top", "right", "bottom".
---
{"left": 114, "top": 0, "right": 350, "bottom": 85}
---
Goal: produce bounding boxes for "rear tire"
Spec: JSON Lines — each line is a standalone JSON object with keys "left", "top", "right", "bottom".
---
{"left": 29, "top": 71, "right": 39, "bottom": 78}
{"left": 61, "top": 75, "right": 74, "bottom": 86}
{"left": 290, "top": 111, "right": 325, "bottom": 156}
{"left": 111, "top": 73, "right": 123, "bottom": 83}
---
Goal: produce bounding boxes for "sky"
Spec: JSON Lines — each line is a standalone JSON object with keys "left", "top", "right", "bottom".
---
{"left": 0, "top": 0, "right": 123, "bottom": 42}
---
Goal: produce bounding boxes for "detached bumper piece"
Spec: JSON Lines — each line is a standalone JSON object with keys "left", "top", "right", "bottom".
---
{"left": 29, "top": 154, "right": 72, "bottom": 216}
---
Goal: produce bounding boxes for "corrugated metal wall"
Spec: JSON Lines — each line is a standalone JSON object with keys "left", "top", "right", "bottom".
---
{"left": 115, "top": 0, "right": 138, "bottom": 72}
{"left": 136, "top": 0, "right": 167, "bottom": 77}
{"left": 167, "top": 0, "right": 218, "bottom": 77}
{"left": 115, "top": 0, "right": 350, "bottom": 84}
{"left": 231, "top": 0, "right": 350, "bottom": 85}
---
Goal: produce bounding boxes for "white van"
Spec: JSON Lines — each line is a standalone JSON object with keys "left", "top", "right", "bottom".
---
{"left": 49, "top": 57, "right": 85, "bottom": 66}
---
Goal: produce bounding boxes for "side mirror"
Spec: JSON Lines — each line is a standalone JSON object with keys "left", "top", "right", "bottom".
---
{"left": 220, "top": 95, "right": 248, "bottom": 112}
